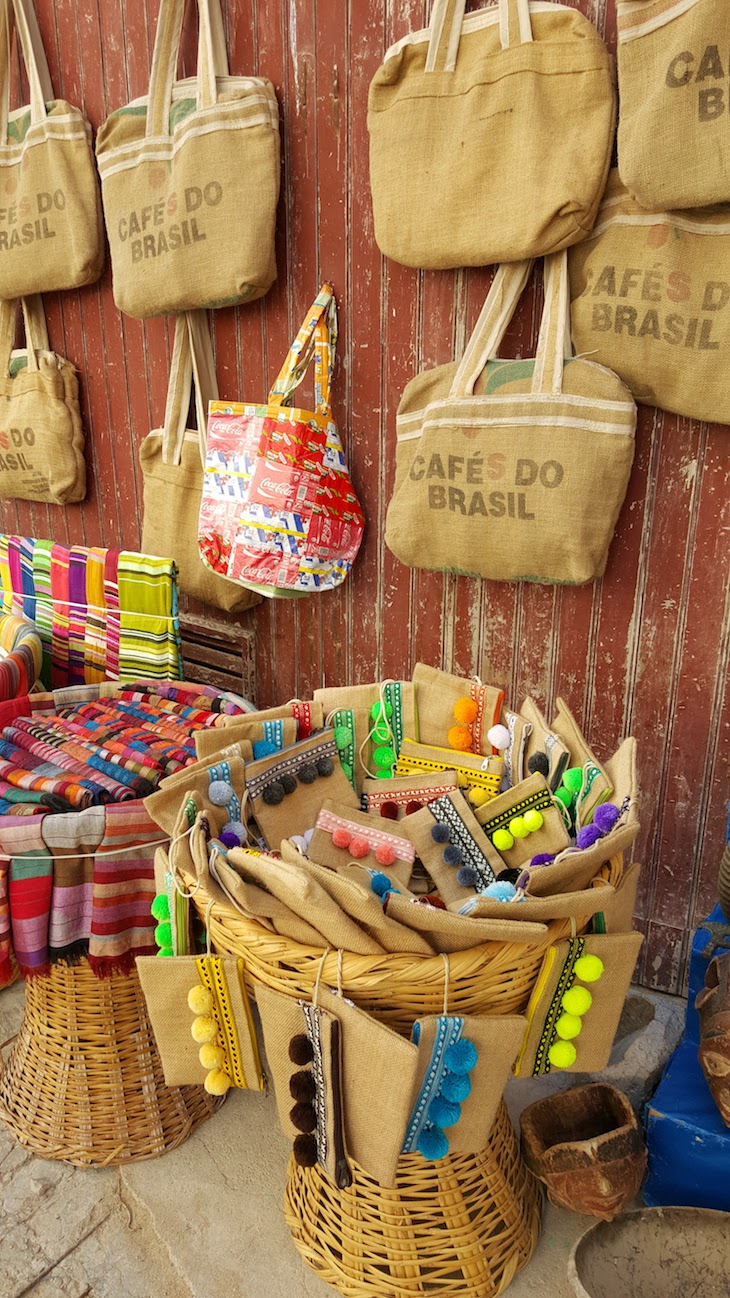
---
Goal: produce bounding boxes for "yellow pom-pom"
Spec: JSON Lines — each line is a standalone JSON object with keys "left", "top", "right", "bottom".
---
{"left": 509, "top": 816, "right": 529, "bottom": 839}
{"left": 574, "top": 954, "right": 605, "bottom": 984}
{"left": 548, "top": 1040, "right": 577, "bottom": 1069}
{"left": 453, "top": 697, "right": 478, "bottom": 726}
{"left": 555, "top": 1013, "right": 583, "bottom": 1041}
{"left": 191, "top": 1016, "right": 218, "bottom": 1044}
{"left": 187, "top": 984, "right": 213, "bottom": 1016}
{"left": 204, "top": 1067, "right": 232, "bottom": 1096}
{"left": 523, "top": 809, "right": 544, "bottom": 833}
{"left": 493, "top": 828, "right": 514, "bottom": 852}
{"left": 562, "top": 986, "right": 592, "bottom": 1017}
{"left": 199, "top": 1043, "right": 226, "bottom": 1070}
{"left": 448, "top": 724, "right": 473, "bottom": 752}
{"left": 468, "top": 786, "right": 490, "bottom": 807}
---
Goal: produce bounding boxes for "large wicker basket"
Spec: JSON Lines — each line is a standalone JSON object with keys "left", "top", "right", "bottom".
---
{"left": 285, "top": 1100, "right": 542, "bottom": 1298}
{"left": 0, "top": 960, "right": 218, "bottom": 1166}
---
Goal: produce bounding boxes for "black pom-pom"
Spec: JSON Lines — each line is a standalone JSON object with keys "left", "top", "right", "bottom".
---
{"left": 497, "top": 867, "right": 521, "bottom": 885}
{"left": 527, "top": 752, "right": 550, "bottom": 777}
{"left": 457, "top": 865, "right": 480, "bottom": 888}
{"left": 290, "top": 1101, "right": 317, "bottom": 1133}
{"left": 298, "top": 762, "right": 318, "bottom": 785}
{"left": 293, "top": 1133, "right": 318, "bottom": 1167}
{"left": 263, "top": 780, "right": 285, "bottom": 806}
{"left": 289, "top": 1070, "right": 316, "bottom": 1102}
{"left": 443, "top": 844, "right": 464, "bottom": 867}
{"left": 280, "top": 772, "right": 297, "bottom": 795}
{"left": 405, "top": 800, "right": 423, "bottom": 816}
{"left": 431, "top": 823, "right": 450, "bottom": 844}
{"left": 380, "top": 801, "right": 399, "bottom": 820}
{"left": 317, "top": 757, "right": 334, "bottom": 776}
{"left": 289, "top": 1034, "right": 314, "bottom": 1065}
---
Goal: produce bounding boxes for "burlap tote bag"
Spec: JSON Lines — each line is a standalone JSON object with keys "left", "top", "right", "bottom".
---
{"left": 145, "top": 753, "right": 246, "bottom": 837}
{"left": 0, "top": 0, "right": 103, "bottom": 296}
{"left": 474, "top": 772, "right": 571, "bottom": 870}
{"left": 411, "top": 663, "right": 504, "bottom": 756}
{"left": 384, "top": 891, "right": 546, "bottom": 954}
{"left": 368, "top": 0, "right": 615, "bottom": 270}
{"left": 136, "top": 951, "right": 265, "bottom": 1093}
{"left": 617, "top": 0, "right": 730, "bottom": 211}
{"left": 306, "top": 798, "right": 416, "bottom": 891}
{"left": 96, "top": 0, "right": 279, "bottom": 318}
{"left": 140, "top": 312, "right": 260, "bottom": 612}
{"left": 386, "top": 255, "right": 637, "bottom": 585}
{"left": 403, "top": 791, "right": 501, "bottom": 907}
{"left": 0, "top": 296, "right": 85, "bottom": 504}
{"left": 362, "top": 770, "right": 459, "bottom": 819}
{"left": 569, "top": 170, "right": 730, "bottom": 426}
{"left": 395, "top": 737, "right": 504, "bottom": 808}
{"left": 314, "top": 680, "right": 417, "bottom": 793}
{"left": 513, "top": 931, "right": 644, "bottom": 1076}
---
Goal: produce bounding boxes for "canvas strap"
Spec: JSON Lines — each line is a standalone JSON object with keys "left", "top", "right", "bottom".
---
{"left": 426, "top": 0, "right": 532, "bottom": 72}
{"left": 147, "top": 0, "right": 229, "bottom": 139}
{"left": 531, "top": 251, "right": 572, "bottom": 395}
{"left": 0, "top": 0, "right": 54, "bottom": 138}
{"left": 161, "top": 311, "right": 218, "bottom": 468}
{"left": 0, "top": 295, "right": 50, "bottom": 376}
{"left": 450, "top": 261, "right": 533, "bottom": 398}
{"left": 268, "top": 283, "right": 337, "bottom": 418}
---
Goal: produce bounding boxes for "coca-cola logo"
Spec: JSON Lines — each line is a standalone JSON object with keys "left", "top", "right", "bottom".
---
{"left": 259, "top": 476, "right": 290, "bottom": 497}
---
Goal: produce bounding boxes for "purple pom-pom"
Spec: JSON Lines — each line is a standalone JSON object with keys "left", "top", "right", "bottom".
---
{"left": 593, "top": 802, "right": 620, "bottom": 835}
{"left": 576, "top": 823, "right": 603, "bottom": 850}
{"left": 219, "top": 832, "right": 239, "bottom": 849}
{"left": 530, "top": 853, "right": 555, "bottom": 867}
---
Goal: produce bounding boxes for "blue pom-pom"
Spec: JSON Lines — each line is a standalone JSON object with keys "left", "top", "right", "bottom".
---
{"left": 223, "top": 820, "right": 245, "bottom": 840}
{"left": 431, "top": 823, "right": 450, "bottom": 845}
{"left": 416, "top": 1125, "right": 449, "bottom": 1161}
{"left": 443, "top": 844, "right": 463, "bottom": 867}
{"left": 429, "top": 1095, "right": 461, "bottom": 1129}
{"left": 593, "top": 802, "right": 620, "bottom": 835}
{"left": 208, "top": 779, "right": 234, "bottom": 807}
{"left": 253, "top": 740, "right": 278, "bottom": 760}
{"left": 456, "top": 865, "right": 480, "bottom": 888}
{"left": 370, "top": 872, "right": 391, "bottom": 897}
{"left": 443, "top": 1037, "right": 478, "bottom": 1075}
{"left": 441, "top": 1072, "right": 472, "bottom": 1103}
{"left": 481, "top": 880, "right": 517, "bottom": 902}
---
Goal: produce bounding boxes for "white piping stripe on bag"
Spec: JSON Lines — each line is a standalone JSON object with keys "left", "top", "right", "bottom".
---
{"left": 383, "top": 1, "right": 560, "bottom": 62}
{"left": 98, "top": 114, "right": 273, "bottom": 179}
{"left": 397, "top": 392, "right": 635, "bottom": 426}
{"left": 617, "top": 0, "right": 701, "bottom": 42}
{"left": 397, "top": 414, "right": 635, "bottom": 439}
{"left": 588, "top": 212, "right": 730, "bottom": 240}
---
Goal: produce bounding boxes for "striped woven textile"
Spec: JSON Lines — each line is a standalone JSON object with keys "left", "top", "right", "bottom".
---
{"left": 0, "top": 615, "right": 42, "bottom": 700}
{"left": 0, "top": 537, "right": 182, "bottom": 687}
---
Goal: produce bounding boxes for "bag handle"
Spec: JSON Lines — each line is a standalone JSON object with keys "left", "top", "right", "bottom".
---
{"left": 268, "top": 283, "right": 337, "bottom": 418}
{"left": 426, "top": 0, "right": 532, "bottom": 72}
{"left": 161, "top": 310, "right": 219, "bottom": 468}
{"left": 531, "top": 252, "right": 573, "bottom": 395}
{"left": 449, "top": 261, "right": 533, "bottom": 398}
{"left": 146, "top": 0, "right": 229, "bottom": 140}
{"left": 0, "top": 0, "right": 54, "bottom": 138}
{"left": 0, "top": 295, "right": 49, "bottom": 376}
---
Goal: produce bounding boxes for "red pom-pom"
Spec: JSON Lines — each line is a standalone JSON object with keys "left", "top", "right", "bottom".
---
{"left": 375, "top": 843, "right": 396, "bottom": 867}
{"left": 349, "top": 835, "right": 370, "bottom": 859}
{"left": 405, "top": 800, "right": 423, "bottom": 816}
{"left": 380, "top": 802, "right": 399, "bottom": 820}
{"left": 331, "top": 827, "right": 352, "bottom": 849}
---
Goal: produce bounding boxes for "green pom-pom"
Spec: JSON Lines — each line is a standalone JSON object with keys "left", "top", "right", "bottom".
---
{"left": 370, "top": 700, "right": 393, "bottom": 722}
{"left": 334, "top": 725, "right": 353, "bottom": 750}
{"left": 341, "top": 761, "right": 353, "bottom": 782}
{"left": 151, "top": 893, "right": 170, "bottom": 922}
{"left": 562, "top": 767, "right": 583, "bottom": 794}
{"left": 157, "top": 946, "right": 174, "bottom": 958}
{"left": 373, "top": 745, "right": 395, "bottom": 769}
{"left": 154, "top": 921, "right": 172, "bottom": 949}
{"left": 554, "top": 786, "right": 573, "bottom": 808}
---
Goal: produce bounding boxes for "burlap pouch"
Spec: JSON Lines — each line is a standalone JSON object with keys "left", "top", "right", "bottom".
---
{"left": 246, "top": 731, "right": 359, "bottom": 851}
{"left": 195, "top": 716, "right": 296, "bottom": 762}
{"left": 411, "top": 663, "right": 504, "bottom": 756}
{"left": 0, "top": 297, "right": 85, "bottom": 504}
{"left": 314, "top": 681, "right": 417, "bottom": 792}
{"left": 513, "top": 931, "right": 644, "bottom": 1076}
{"left": 306, "top": 799, "right": 416, "bottom": 891}
{"left": 404, "top": 1013, "right": 527, "bottom": 1156}
{"left": 474, "top": 773, "right": 570, "bottom": 870}
{"left": 569, "top": 169, "right": 730, "bottom": 425}
{"left": 385, "top": 256, "right": 636, "bottom": 586}
{"left": 0, "top": 0, "right": 103, "bottom": 296}
{"left": 256, "top": 983, "right": 352, "bottom": 1188}
{"left": 549, "top": 697, "right": 612, "bottom": 826}
{"left": 520, "top": 697, "right": 570, "bottom": 791}
{"left": 279, "top": 841, "right": 433, "bottom": 956}
{"left": 136, "top": 952, "right": 264, "bottom": 1092}
{"left": 145, "top": 754, "right": 246, "bottom": 837}
{"left": 395, "top": 738, "right": 503, "bottom": 808}
{"left": 403, "top": 792, "right": 502, "bottom": 908}
{"left": 501, "top": 708, "right": 533, "bottom": 788}
{"left": 368, "top": 0, "right": 615, "bottom": 269}
{"left": 457, "top": 879, "right": 620, "bottom": 926}
{"left": 384, "top": 893, "right": 547, "bottom": 954}
{"left": 223, "top": 700, "right": 323, "bottom": 739}
{"left": 140, "top": 313, "right": 259, "bottom": 613}
{"left": 96, "top": 0, "right": 279, "bottom": 318}
{"left": 616, "top": 0, "right": 730, "bottom": 210}
{"left": 362, "top": 771, "right": 459, "bottom": 819}
{"left": 599, "top": 862, "right": 641, "bottom": 935}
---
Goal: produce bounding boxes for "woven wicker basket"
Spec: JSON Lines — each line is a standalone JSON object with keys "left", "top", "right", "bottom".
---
{"left": 0, "top": 960, "right": 218, "bottom": 1166}
{"left": 187, "top": 854, "right": 623, "bottom": 1032}
{"left": 285, "top": 1100, "right": 542, "bottom": 1298}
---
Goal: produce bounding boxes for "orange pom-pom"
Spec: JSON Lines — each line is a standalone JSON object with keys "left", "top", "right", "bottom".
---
{"left": 453, "top": 697, "right": 478, "bottom": 726}
{"left": 448, "top": 724, "right": 473, "bottom": 752}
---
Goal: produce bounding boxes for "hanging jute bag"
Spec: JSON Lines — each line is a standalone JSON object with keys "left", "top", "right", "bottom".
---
{"left": 139, "top": 312, "right": 260, "bottom": 612}
{"left": 0, "top": 0, "right": 103, "bottom": 297}
{"left": 570, "top": 171, "right": 730, "bottom": 426}
{"left": 385, "top": 255, "right": 637, "bottom": 585}
{"left": 367, "top": 0, "right": 615, "bottom": 270}
{"left": 95, "top": 0, "right": 279, "bottom": 318}
{"left": 0, "top": 296, "right": 85, "bottom": 504}
{"left": 617, "top": 0, "right": 730, "bottom": 211}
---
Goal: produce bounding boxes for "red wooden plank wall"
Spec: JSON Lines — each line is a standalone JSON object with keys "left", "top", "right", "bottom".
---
{"left": 0, "top": 0, "right": 728, "bottom": 992}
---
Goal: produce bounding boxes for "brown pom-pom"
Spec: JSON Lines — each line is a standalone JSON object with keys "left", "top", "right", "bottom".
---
{"left": 289, "top": 1070, "right": 316, "bottom": 1102}
{"left": 290, "top": 1101, "right": 317, "bottom": 1133}
{"left": 289, "top": 1034, "right": 314, "bottom": 1065}
{"left": 293, "top": 1133, "right": 318, "bottom": 1167}
{"left": 380, "top": 801, "right": 399, "bottom": 820}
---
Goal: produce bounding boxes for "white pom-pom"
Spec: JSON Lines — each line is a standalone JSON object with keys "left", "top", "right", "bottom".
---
{"left": 487, "top": 724, "right": 510, "bottom": 751}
